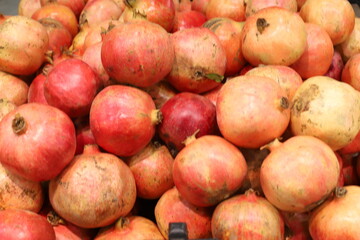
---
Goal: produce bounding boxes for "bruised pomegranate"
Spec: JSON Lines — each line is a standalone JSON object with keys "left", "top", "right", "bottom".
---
{"left": 0, "top": 163, "right": 43, "bottom": 212}
{"left": 241, "top": 7, "right": 307, "bottom": 66}
{"left": 167, "top": 27, "right": 226, "bottom": 93}
{"left": 101, "top": 21, "right": 174, "bottom": 87}
{"left": 290, "top": 76, "right": 360, "bottom": 151}
{"left": 0, "top": 209, "right": 56, "bottom": 240}
{"left": 95, "top": 216, "right": 164, "bottom": 239}
{"left": 158, "top": 92, "right": 217, "bottom": 153}
{"left": 44, "top": 58, "right": 100, "bottom": 118}
{"left": 245, "top": 65, "right": 302, "bottom": 101}
{"left": 212, "top": 189, "right": 284, "bottom": 240}
{"left": 0, "top": 103, "right": 76, "bottom": 181}
{"left": 49, "top": 144, "right": 137, "bottom": 228}
{"left": 126, "top": 142, "right": 174, "bottom": 199}
{"left": 309, "top": 186, "right": 360, "bottom": 239}
{"left": 216, "top": 75, "right": 290, "bottom": 148}
{"left": 90, "top": 85, "right": 161, "bottom": 157}
{"left": 203, "top": 17, "right": 246, "bottom": 76}
{"left": 173, "top": 135, "right": 248, "bottom": 207}
{"left": 0, "top": 16, "right": 49, "bottom": 76}
{"left": 154, "top": 187, "right": 212, "bottom": 239}
{"left": 300, "top": 0, "right": 355, "bottom": 45}
{"left": 260, "top": 136, "right": 340, "bottom": 212}
{"left": 121, "top": 0, "right": 176, "bottom": 32}
{"left": 0, "top": 71, "right": 29, "bottom": 106}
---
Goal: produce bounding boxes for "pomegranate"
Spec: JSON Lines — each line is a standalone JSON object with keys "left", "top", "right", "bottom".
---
{"left": 40, "top": 0, "right": 86, "bottom": 17}
{"left": 101, "top": 21, "right": 174, "bottom": 87}
{"left": 241, "top": 7, "right": 307, "bottom": 66}
{"left": 126, "top": 142, "right": 174, "bottom": 199}
{"left": 281, "top": 211, "right": 311, "bottom": 240}
{"left": 0, "top": 99, "right": 16, "bottom": 121}
{"left": 245, "top": 65, "right": 302, "bottom": 101}
{"left": 141, "top": 81, "right": 177, "bottom": 109}
{"left": 216, "top": 75, "right": 290, "bottom": 148}
{"left": 203, "top": 17, "right": 246, "bottom": 76}
{"left": 89, "top": 85, "right": 161, "bottom": 157}
{"left": 0, "top": 71, "right": 29, "bottom": 106}
{"left": 260, "top": 136, "right": 340, "bottom": 212}
{"left": 154, "top": 187, "right": 213, "bottom": 239}
{"left": 205, "top": 0, "right": 245, "bottom": 21}
{"left": 95, "top": 216, "right": 165, "bottom": 239}
{"left": 339, "top": 130, "right": 360, "bottom": 155}
{"left": 74, "top": 117, "right": 96, "bottom": 155}
{"left": 83, "top": 20, "right": 121, "bottom": 50}
{"left": 0, "top": 163, "right": 43, "bottom": 212}
{"left": 44, "top": 58, "right": 100, "bottom": 118}
{"left": 79, "top": 0, "right": 122, "bottom": 29}
{"left": 173, "top": 0, "right": 192, "bottom": 12}
{"left": 27, "top": 73, "right": 48, "bottom": 105}
{"left": 158, "top": 92, "right": 217, "bottom": 153}
{"left": 291, "top": 23, "right": 334, "bottom": 79}
{"left": 31, "top": 3, "right": 79, "bottom": 37}
{"left": 309, "top": 186, "right": 360, "bottom": 239}
{"left": 337, "top": 18, "right": 360, "bottom": 62}
{"left": 69, "top": 27, "right": 92, "bottom": 56}
{"left": 211, "top": 189, "right": 284, "bottom": 240}
{"left": 38, "top": 18, "right": 73, "bottom": 60}
{"left": 0, "top": 16, "right": 49, "bottom": 76}
{"left": 0, "top": 209, "right": 56, "bottom": 240}
{"left": 173, "top": 135, "right": 248, "bottom": 207}
{"left": 191, "top": 0, "right": 210, "bottom": 14}
{"left": 324, "top": 50, "right": 344, "bottom": 81}
{"left": 342, "top": 53, "right": 360, "bottom": 91}
{"left": 300, "top": 0, "right": 355, "bottom": 45}
{"left": 245, "top": 0, "right": 297, "bottom": 18}
{"left": 202, "top": 84, "right": 222, "bottom": 106}
{"left": 18, "top": 0, "right": 42, "bottom": 18}
{"left": 49, "top": 144, "right": 137, "bottom": 228}
{"left": 121, "top": 0, "right": 176, "bottom": 32}
{"left": 172, "top": 10, "right": 207, "bottom": 33}
{"left": 167, "top": 27, "right": 226, "bottom": 93}
{"left": 0, "top": 103, "right": 76, "bottom": 181}
{"left": 290, "top": 76, "right": 360, "bottom": 151}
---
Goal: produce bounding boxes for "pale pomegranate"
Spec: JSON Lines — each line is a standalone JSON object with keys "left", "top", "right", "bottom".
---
{"left": 18, "top": 0, "right": 42, "bottom": 18}
{"left": 337, "top": 18, "right": 360, "bottom": 62}
{"left": 0, "top": 71, "right": 29, "bottom": 106}
{"left": 0, "top": 99, "right": 16, "bottom": 121}
{"left": 205, "top": 0, "right": 246, "bottom": 21}
{"left": 260, "top": 136, "right": 340, "bottom": 212}
{"left": 245, "top": 0, "right": 297, "bottom": 18}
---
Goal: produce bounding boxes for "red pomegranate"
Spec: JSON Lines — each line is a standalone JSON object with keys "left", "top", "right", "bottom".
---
{"left": 172, "top": 10, "right": 207, "bottom": 33}
{"left": 0, "top": 209, "right": 56, "bottom": 240}
{"left": 0, "top": 103, "right": 76, "bottom": 181}
{"left": 101, "top": 21, "right": 174, "bottom": 87}
{"left": 212, "top": 189, "right": 285, "bottom": 239}
{"left": 158, "top": 92, "right": 217, "bottom": 153}
{"left": 90, "top": 85, "right": 161, "bottom": 157}
{"left": 44, "top": 58, "right": 100, "bottom": 118}
{"left": 49, "top": 144, "right": 137, "bottom": 228}
{"left": 173, "top": 135, "right": 248, "bottom": 207}
{"left": 154, "top": 187, "right": 213, "bottom": 239}
{"left": 167, "top": 27, "right": 226, "bottom": 93}
{"left": 216, "top": 75, "right": 290, "bottom": 148}
{"left": 260, "top": 136, "right": 340, "bottom": 213}
{"left": 27, "top": 73, "right": 48, "bottom": 105}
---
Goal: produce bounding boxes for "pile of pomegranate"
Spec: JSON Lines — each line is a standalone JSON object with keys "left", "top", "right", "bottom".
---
{"left": 1, "top": 0, "right": 360, "bottom": 239}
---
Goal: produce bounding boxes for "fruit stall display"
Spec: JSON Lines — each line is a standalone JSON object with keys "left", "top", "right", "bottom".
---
{"left": 0, "top": 0, "right": 360, "bottom": 239}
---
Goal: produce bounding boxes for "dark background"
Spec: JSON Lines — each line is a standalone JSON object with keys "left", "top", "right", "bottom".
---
{"left": 0, "top": 0, "right": 20, "bottom": 15}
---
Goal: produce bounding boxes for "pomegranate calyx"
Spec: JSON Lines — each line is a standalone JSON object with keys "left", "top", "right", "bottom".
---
{"left": 47, "top": 210, "right": 66, "bottom": 226}
{"left": 260, "top": 138, "right": 282, "bottom": 152}
{"left": 115, "top": 217, "right": 131, "bottom": 229}
{"left": 182, "top": 129, "right": 200, "bottom": 146}
{"left": 334, "top": 187, "right": 347, "bottom": 198}
{"left": 256, "top": 18, "right": 269, "bottom": 34}
{"left": 151, "top": 109, "right": 163, "bottom": 125}
{"left": 12, "top": 113, "right": 27, "bottom": 135}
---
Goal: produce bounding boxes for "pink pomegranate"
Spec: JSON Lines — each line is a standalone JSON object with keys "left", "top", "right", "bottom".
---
{"left": 95, "top": 216, "right": 165, "bottom": 239}
{"left": 158, "top": 92, "right": 217, "bottom": 153}
{"left": 172, "top": 10, "right": 207, "bottom": 32}
{"left": 121, "top": 0, "right": 176, "bottom": 32}
{"left": 0, "top": 103, "right": 76, "bottom": 181}
{"left": 0, "top": 209, "right": 56, "bottom": 240}
{"left": 90, "top": 85, "right": 161, "bottom": 157}
{"left": 173, "top": 135, "right": 248, "bottom": 207}
{"left": 101, "top": 21, "right": 174, "bottom": 87}
{"left": 212, "top": 189, "right": 284, "bottom": 239}
{"left": 126, "top": 142, "right": 174, "bottom": 199}
{"left": 167, "top": 27, "right": 226, "bottom": 93}
{"left": 216, "top": 75, "right": 290, "bottom": 148}
{"left": 49, "top": 144, "right": 137, "bottom": 228}
{"left": 260, "top": 136, "right": 340, "bottom": 212}
{"left": 155, "top": 187, "right": 213, "bottom": 239}
{"left": 44, "top": 58, "right": 100, "bottom": 118}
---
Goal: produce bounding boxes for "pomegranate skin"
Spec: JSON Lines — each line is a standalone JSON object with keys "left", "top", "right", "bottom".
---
{"left": 158, "top": 92, "right": 217, "bottom": 152}
{"left": 0, "top": 209, "right": 56, "bottom": 240}
{"left": 27, "top": 73, "right": 49, "bottom": 105}
{"left": 0, "top": 103, "right": 76, "bottom": 182}
{"left": 89, "top": 85, "right": 158, "bottom": 157}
